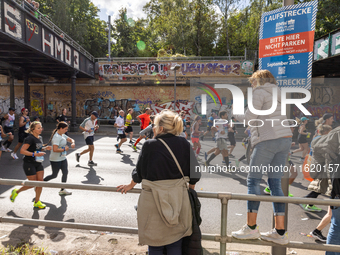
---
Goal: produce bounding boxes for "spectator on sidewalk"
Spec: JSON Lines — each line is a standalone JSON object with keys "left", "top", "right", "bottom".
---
{"left": 117, "top": 110, "right": 201, "bottom": 254}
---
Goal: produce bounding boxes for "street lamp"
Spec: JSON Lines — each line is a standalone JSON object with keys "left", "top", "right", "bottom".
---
{"left": 105, "top": 16, "right": 111, "bottom": 61}
{"left": 170, "top": 64, "right": 180, "bottom": 111}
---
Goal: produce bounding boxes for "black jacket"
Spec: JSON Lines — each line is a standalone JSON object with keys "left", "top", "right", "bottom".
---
{"left": 132, "top": 133, "right": 201, "bottom": 185}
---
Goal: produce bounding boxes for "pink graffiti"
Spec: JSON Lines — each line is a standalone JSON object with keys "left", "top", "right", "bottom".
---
{"left": 293, "top": 104, "right": 340, "bottom": 120}
{"left": 151, "top": 102, "right": 195, "bottom": 119}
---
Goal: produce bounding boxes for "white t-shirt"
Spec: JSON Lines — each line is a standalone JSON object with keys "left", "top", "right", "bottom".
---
{"left": 80, "top": 117, "right": 97, "bottom": 139}
{"left": 116, "top": 116, "right": 125, "bottom": 134}
{"left": 50, "top": 133, "right": 69, "bottom": 162}
{"left": 215, "top": 121, "right": 228, "bottom": 139}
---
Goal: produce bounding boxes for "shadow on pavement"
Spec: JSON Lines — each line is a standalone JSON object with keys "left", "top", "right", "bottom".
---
{"left": 76, "top": 165, "right": 104, "bottom": 185}
{"left": 2, "top": 210, "right": 44, "bottom": 247}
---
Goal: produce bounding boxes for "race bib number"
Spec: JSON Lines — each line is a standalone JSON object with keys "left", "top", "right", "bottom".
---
{"left": 25, "top": 121, "right": 30, "bottom": 129}
{"left": 9, "top": 120, "right": 14, "bottom": 127}
{"left": 89, "top": 128, "right": 94, "bottom": 136}
{"left": 118, "top": 128, "right": 124, "bottom": 134}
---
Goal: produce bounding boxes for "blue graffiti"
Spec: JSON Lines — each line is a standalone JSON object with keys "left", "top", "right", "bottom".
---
{"left": 32, "top": 90, "right": 44, "bottom": 99}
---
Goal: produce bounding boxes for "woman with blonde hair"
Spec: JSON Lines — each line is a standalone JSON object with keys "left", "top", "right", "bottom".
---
{"left": 10, "top": 121, "right": 51, "bottom": 209}
{"left": 117, "top": 110, "right": 201, "bottom": 254}
{"left": 232, "top": 69, "right": 292, "bottom": 245}
{"left": 291, "top": 117, "right": 310, "bottom": 161}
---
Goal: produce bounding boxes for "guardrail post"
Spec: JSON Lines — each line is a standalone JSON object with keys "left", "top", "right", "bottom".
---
{"left": 220, "top": 197, "right": 228, "bottom": 255}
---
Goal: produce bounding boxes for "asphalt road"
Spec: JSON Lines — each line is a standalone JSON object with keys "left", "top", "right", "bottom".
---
{"left": 0, "top": 133, "right": 330, "bottom": 247}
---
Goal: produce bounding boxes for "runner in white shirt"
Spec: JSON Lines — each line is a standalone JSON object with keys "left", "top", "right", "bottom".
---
{"left": 114, "top": 110, "right": 127, "bottom": 153}
{"left": 76, "top": 111, "right": 99, "bottom": 166}
{"left": 205, "top": 110, "right": 230, "bottom": 167}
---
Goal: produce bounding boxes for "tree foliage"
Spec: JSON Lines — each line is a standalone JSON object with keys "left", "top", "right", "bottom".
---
{"left": 36, "top": 0, "right": 340, "bottom": 58}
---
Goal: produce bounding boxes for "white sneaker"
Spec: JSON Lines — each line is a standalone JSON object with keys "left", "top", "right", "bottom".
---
{"left": 232, "top": 224, "right": 260, "bottom": 240}
{"left": 260, "top": 228, "right": 288, "bottom": 245}
{"left": 1, "top": 145, "right": 6, "bottom": 151}
{"left": 59, "top": 189, "right": 72, "bottom": 196}
{"left": 11, "top": 152, "right": 18, "bottom": 159}
{"left": 6, "top": 148, "right": 12, "bottom": 152}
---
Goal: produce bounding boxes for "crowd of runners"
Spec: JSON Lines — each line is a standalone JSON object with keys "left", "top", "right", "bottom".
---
{"left": 0, "top": 78, "right": 339, "bottom": 250}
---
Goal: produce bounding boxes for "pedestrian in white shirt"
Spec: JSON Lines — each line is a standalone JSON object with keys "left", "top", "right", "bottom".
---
{"left": 76, "top": 111, "right": 99, "bottom": 166}
{"left": 114, "top": 110, "right": 127, "bottom": 153}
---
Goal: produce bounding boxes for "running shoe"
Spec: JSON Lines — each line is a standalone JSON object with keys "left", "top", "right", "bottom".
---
{"left": 200, "top": 136, "right": 204, "bottom": 141}
{"left": 115, "top": 144, "right": 119, "bottom": 149}
{"left": 305, "top": 205, "right": 322, "bottom": 212}
{"left": 88, "top": 161, "right": 97, "bottom": 166}
{"left": 264, "top": 187, "right": 271, "bottom": 195}
{"left": 76, "top": 153, "right": 80, "bottom": 162}
{"left": 232, "top": 224, "right": 260, "bottom": 240}
{"left": 117, "top": 149, "right": 123, "bottom": 153}
{"left": 212, "top": 137, "right": 216, "bottom": 142}
{"left": 6, "top": 148, "right": 12, "bottom": 152}
{"left": 299, "top": 204, "right": 307, "bottom": 210}
{"left": 288, "top": 192, "right": 294, "bottom": 197}
{"left": 129, "top": 140, "right": 134, "bottom": 144}
{"left": 132, "top": 145, "right": 137, "bottom": 152}
{"left": 34, "top": 200, "right": 46, "bottom": 209}
{"left": 59, "top": 189, "right": 72, "bottom": 196}
{"left": 260, "top": 228, "right": 288, "bottom": 245}
{"left": 204, "top": 152, "right": 208, "bottom": 161}
{"left": 204, "top": 161, "right": 211, "bottom": 167}
{"left": 229, "top": 154, "right": 234, "bottom": 158}
{"left": 310, "top": 229, "right": 327, "bottom": 243}
{"left": 299, "top": 157, "right": 304, "bottom": 162}
{"left": 0, "top": 145, "right": 6, "bottom": 151}
{"left": 235, "top": 159, "right": 240, "bottom": 168}
{"left": 10, "top": 189, "right": 18, "bottom": 202}
{"left": 11, "top": 152, "right": 18, "bottom": 159}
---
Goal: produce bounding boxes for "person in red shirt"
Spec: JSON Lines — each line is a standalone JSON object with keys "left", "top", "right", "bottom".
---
{"left": 132, "top": 108, "right": 151, "bottom": 151}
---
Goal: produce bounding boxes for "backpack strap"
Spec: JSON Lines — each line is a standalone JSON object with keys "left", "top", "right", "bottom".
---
{"left": 158, "top": 138, "right": 189, "bottom": 190}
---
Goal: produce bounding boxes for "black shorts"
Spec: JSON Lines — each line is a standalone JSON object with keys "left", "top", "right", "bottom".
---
{"left": 125, "top": 126, "right": 133, "bottom": 133}
{"left": 207, "top": 126, "right": 212, "bottom": 131}
{"left": 18, "top": 132, "right": 28, "bottom": 143}
{"left": 85, "top": 136, "right": 94, "bottom": 145}
{"left": 298, "top": 138, "right": 308, "bottom": 144}
{"left": 4, "top": 126, "right": 13, "bottom": 134}
{"left": 119, "top": 133, "right": 127, "bottom": 139}
{"left": 23, "top": 161, "right": 44, "bottom": 176}
{"left": 228, "top": 133, "right": 236, "bottom": 146}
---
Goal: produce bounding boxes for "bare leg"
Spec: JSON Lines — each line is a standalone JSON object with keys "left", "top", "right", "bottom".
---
{"left": 89, "top": 145, "right": 94, "bottom": 161}
{"left": 289, "top": 165, "right": 297, "bottom": 185}
{"left": 274, "top": 215, "right": 285, "bottom": 229}
{"left": 247, "top": 212, "right": 257, "bottom": 226}
{"left": 292, "top": 144, "right": 304, "bottom": 154}
{"left": 16, "top": 175, "right": 37, "bottom": 194}
{"left": 119, "top": 138, "right": 127, "bottom": 148}
{"left": 13, "top": 142, "right": 23, "bottom": 154}
{"left": 34, "top": 171, "right": 44, "bottom": 203}
{"left": 80, "top": 146, "right": 90, "bottom": 156}
{"left": 316, "top": 206, "right": 332, "bottom": 231}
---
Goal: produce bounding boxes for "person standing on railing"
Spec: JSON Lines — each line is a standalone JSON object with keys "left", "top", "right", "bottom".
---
{"left": 10, "top": 121, "right": 51, "bottom": 209}
{"left": 43, "top": 122, "right": 75, "bottom": 196}
{"left": 231, "top": 70, "right": 292, "bottom": 245}
{"left": 117, "top": 110, "right": 201, "bottom": 255}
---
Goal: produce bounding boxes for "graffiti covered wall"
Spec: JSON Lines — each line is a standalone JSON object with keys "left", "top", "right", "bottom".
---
{"left": 98, "top": 60, "right": 254, "bottom": 83}
{"left": 0, "top": 86, "right": 24, "bottom": 116}
{"left": 292, "top": 84, "right": 340, "bottom": 120}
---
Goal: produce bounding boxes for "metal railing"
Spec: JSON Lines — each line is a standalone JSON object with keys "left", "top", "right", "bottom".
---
{"left": 1, "top": 178, "right": 340, "bottom": 254}
{"left": 10, "top": 0, "right": 95, "bottom": 62}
